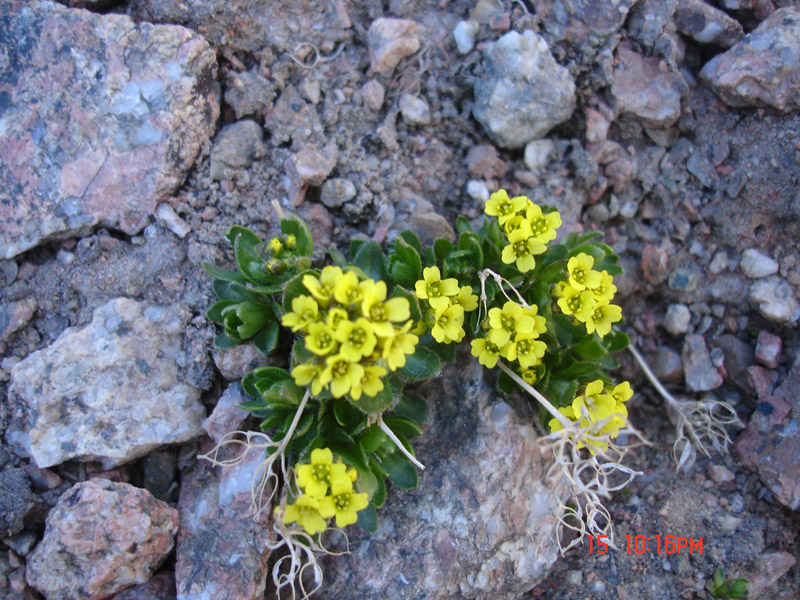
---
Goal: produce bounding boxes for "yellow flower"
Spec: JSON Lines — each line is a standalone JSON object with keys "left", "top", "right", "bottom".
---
{"left": 414, "top": 266, "right": 459, "bottom": 310}
{"left": 525, "top": 204, "right": 562, "bottom": 244}
{"left": 505, "top": 332, "right": 547, "bottom": 369}
{"left": 267, "top": 237, "right": 283, "bottom": 256}
{"left": 609, "top": 381, "right": 633, "bottom": 404}
{"left": 283, "top": 494, "right": 328, "bottom": 535}
{"left": 585, "top": 301, "right": 622, "bottom": 337}
{"left": 522, "top": 305, "right": 548, "bottom": 336}
{"left": 296, "top": 448, "right": 349, "bottom": 498}
{"left": 548, "top": 405, "right": 576, "bottom": 433}
{"left": 319, "top": 355, "right": 365, "bottom": 398}
{"left": 470, "top": 337, "right": 504, "bottom": 368}
{"left": 303, "top": 266, "right": 343, "bottom": 307}
{"left": 572, "top": 380, "right": 616, "bottom": 422}
{"left": 291, "top": 362, "right": 325, "bottom": 395}
{"left": 382, "top": 321, "right": 419, "bottom": 370}
{"left": 361, "top": 280, "right": 411, "bottom": 337}
{"left": 284, "top": 234, "right": 297, "bottom": 250}
{"left": 501, "top": 229, "right": 547, "bottom": 273}
{"left": 487, "top": 301, "right": 535, "bottom": 346}
{"left": 349, "top": 365, "right": 387, "bottom": 400}
{"left": 335, "top": 317, "right": 377, "bottom": 362}
{"left": 556, "top": 285, "right": 596, "bottom": 322}
{"left": 452, "top": 285, "right": 479, "bottom": 312}
{"left": 281, "top": 295, "right": 319, "bottom": 332}
{"left": 520, "top": 368, "right": 538, "bottom": 385}
{"left": 431, "top": 303, "right": 465, "bottom": 344}
{"left": 334, "top": 270, "right": 364, "bottom": 306}
{"left": 485, "top": 189, "right": 529, "bottom": 225}
{"left": 567, "top": 253, "right": 602, "bottom": 290}
{"left": 318, "top": 479, "right": 369, "bottom": 528}
{"left": 305, "top": 322, "right": 338, "bottom": 356}
{"left": 326, "top": 307, "right": 349, "bottom": 333}
{"left": 592, "top": 270, "right": 617, "bottom": 303}
{"left": 503, "top": 215, "right": 531, "bottom": 237}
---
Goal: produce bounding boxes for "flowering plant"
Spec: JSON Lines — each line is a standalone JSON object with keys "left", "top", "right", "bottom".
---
{"left": 204, "top": 190, "right": 646, "bottom": 595}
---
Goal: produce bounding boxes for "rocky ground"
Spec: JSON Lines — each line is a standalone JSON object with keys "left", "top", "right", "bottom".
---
{"left": 1, "top": 0, "right": 800, "bottom": 598}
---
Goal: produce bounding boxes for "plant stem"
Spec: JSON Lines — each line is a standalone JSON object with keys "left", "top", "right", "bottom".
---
{"left": 278, "top": 388, "right": 311, "bottom": 473}
{"left": 497, "top": 361, "right": 573, "bottom": 429}
{"left": 626, "top": 342, "right": 679, "bottom": 409}
{"left": 378, "top": 415, "right": 426, "bottom": 470}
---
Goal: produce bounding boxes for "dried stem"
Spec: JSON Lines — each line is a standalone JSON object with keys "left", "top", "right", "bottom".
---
{"left": 627, "top": 341, "right": 742, "bottom": 471}
{"left": 377, "top": 415, "right": 426, "bottom": 470}
{"left": 496, "top": 360, "right": 572, "bottom": 429}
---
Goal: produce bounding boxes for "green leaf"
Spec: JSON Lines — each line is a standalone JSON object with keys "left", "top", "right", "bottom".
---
{"left": 398, "top": 345, "right": 441, "bottom": 380}
{"left": 555, "top": 361, "right": 605, "bottom": 381}
{"left": 214, "top": 333, "right": 239, "bottom": 349}
{"left": 280, "top": 215, "right": 313, "bottom": 257}
{"left": 333, "top": 397, "right": 362, "bottom": 428}
{"left": 369, "top": 465, "right": 386, "bottom": 508}
{"left": 602, "top": 329, "right": 630, "bottom": 354}
{"left": 206, "top": 300, "right": 238, "bottom": 324}
{"left": 349, "top": 239, "right": 366, "bottom": 257}
{"left": 357, "top": 503, "right": 378, "bottom": 532}
{"left": 346, "top": 378, "right": 395, "bottom": 415}
{"left": 392, "top": 395, "right": 430, "bottom": 425}
{"left": 260, "top": 413, "right": 286, "bottom": 431}
{"left": 387, "top": 257, "right": 418, "bottom": 289}
{"left": 379, "top": 451, "right": 419, "bottom": 489}
{"left": 433, "top": 238, "right": 454, "bottom": 263}
{"left": 425, "top": 339, "right": 456, "bottom": 363}
{"left": 253, "top": 320, "right": 279, "bottom": 355}
{"left": 358, "top": 425, "right": 386, "bottom": 453}
{"left": 497, "top": 370, "right": 515, "bottom": 396}
{"left": 485, "top": 215, "right": 505, "bottom": 249}
{"left": 545, "top": 378, "right": 579, "bottom": 410}
{"left": 383, "top": 415, "right": 423, "bottom": 438}
{"left": 573, "top": 336, "right": 607, "bottom": 361}
{"left": 353, "top": 241, "right": 384, "bottom": 281}
{"left": 238, "top": 398, "right": 269, "bottom": 411}
{"left": 203, "top": 262, "right": 248, "bottom": 283}
{"left": 232, "top": 227, "right": 270, "bottom": 284}
{"left": 329, "top": 246, "right": 347, "bottom": 268}
{"left": 455, "top": 215, "right": 473, "bottom": 235}
{"left": 398, "top": 230, "right": 422, "bottom": 256}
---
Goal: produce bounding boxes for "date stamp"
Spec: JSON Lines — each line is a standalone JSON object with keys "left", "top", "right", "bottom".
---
{"left": 586, "top": 534, "right": 703, "bottom": 555}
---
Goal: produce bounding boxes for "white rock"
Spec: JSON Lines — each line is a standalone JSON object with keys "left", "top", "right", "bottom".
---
{"left": 361, "top": 79, "right": 385, "bottom": 111}
{"left": 203, "top": 383, "right": 249, "bottom": 443}
{"left": 8, "top": 298, "right": 205, "bottom": 468}
{"left": 749, "top": 276, "right": 800, "bottom": 324}
{"left": 466, "top": 180, "right": 490, "bottom": 203}
{"left": 708, "top": 250, "right": 729, "bottom": 274}
{"left": 524, "top": 139, "right": 555, "bottom": 170}
{"left": 740, "top": 248, "right": 779, "bottom": 279}
{"left": 453, "top": 20, "right": 479, "bottom": 54}
{"left": 155, "top": 203, "right": 191, "bottom": 239}
{"left": 399, "top": 93, "right": 431, "bottom": 125}
{"left": 664, "top": 303, "right": 691, "bottom": 335}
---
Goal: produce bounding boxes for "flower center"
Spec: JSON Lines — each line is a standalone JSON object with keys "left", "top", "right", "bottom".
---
{"left": 573, "top": 268, "right": 585, "bottom": 282}
{"left": 333, "top": 361, "right": 349, "bottom": 378}
{"left": 501, "top": 314, "right": 515, "bottom": 332}
{"left": 517, "top": 339, "right": 531, "bottom": 355}
{"left": 313, "top": 464, "right": 331, "bottom": 485}
{"left": 349, "top": 327, "right": 366, "bottom": 346}
{"left": 513, "top": 240, "right": 528, "bottom": 256}
{"left": 303, "top": 310, "right": 315, "bottom": 320}
{"left": 568, "top": 296, "right": 582, "bottom": 312}
{"left": 370, "top": 305, "right": 386, "bottom": 321}
{"left": 427, "top": 282, "right": 442, "bottom": 298}
{"left": 531, "top": 218, "right": 547, "bottom": 236}
{"left": 334, "top": 494, "right": 351, "bottom": 510}
{"left": 499, "top": 200, "right": 513, "bottom": 215}
{"left": 317, "top": 333, "right": 332, "bottom": 348}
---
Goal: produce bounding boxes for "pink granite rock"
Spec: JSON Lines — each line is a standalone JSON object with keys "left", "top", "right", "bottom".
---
{"left": 367, "top": 18, "right": 421, "bottom": 73}
{"left": 175, "top": 442, "right": 271, "bottom": 600}
{"left": 26, "top": 479, "right": 178, "bottom": 600}
{"left": 0, "top": 1, "right": 219, "bottom": 259}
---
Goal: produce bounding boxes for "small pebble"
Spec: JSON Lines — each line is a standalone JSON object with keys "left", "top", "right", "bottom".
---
{"left": 709, "top": 251, "right": 729, "bottom": 274}
{"left": 155, "top": 204, "right": 191, "bottom": 239}
{"left": 466, "top": 180, "right": 490, "bottom": 203}
{"left": 399, "top": 93, "right": 431, "bottom": 125}
{"left": 524, "top": 139, "right": 555, "bottom": 170}
{"left": 453, "top": 20, "right": 479, "bottom": 54}
{"left": 664, "top": 303, "right": 691, "bottom": 335}
{"left": 56, "top": 249, "right": 75, "bottom": 265}
{"left": 361, "top": 80, "right": 385, "bottom": 111}
{"left": 708, "top": 464, "right": 735, "bottom": 484}
{"left": 741, "top": 248, "right": 779, "bottom": 279}
{"left": 755, "top": 330, "right": 782, "bottom": 369}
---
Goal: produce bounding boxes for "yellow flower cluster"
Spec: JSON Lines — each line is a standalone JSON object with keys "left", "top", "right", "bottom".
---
{"left": 485, "top": 189, "right": 562, "bottom": 273}
{"left": 283, "top": 448, "right": 369, "bottom": 534}
{"left": 414, "top": 267, "right": 478, "bottom": 344}
{"left": 548, "top": 380, "right": 633, "bottom": 451}
{"left": 554, "top": 252, "right": 622, "bottom": 338}
{"left": 264, "top": 233, "right": 297, "bottom": 274}
{"left": 470, "top": 301, "right": 548, "bottom": 382}
{"left": 282, "top": 266, "right": 419, "bottom": 399}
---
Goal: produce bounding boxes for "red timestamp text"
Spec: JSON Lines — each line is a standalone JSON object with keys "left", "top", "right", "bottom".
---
{"left": 585, "top": 534, "right": 703, "bottom": 555}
